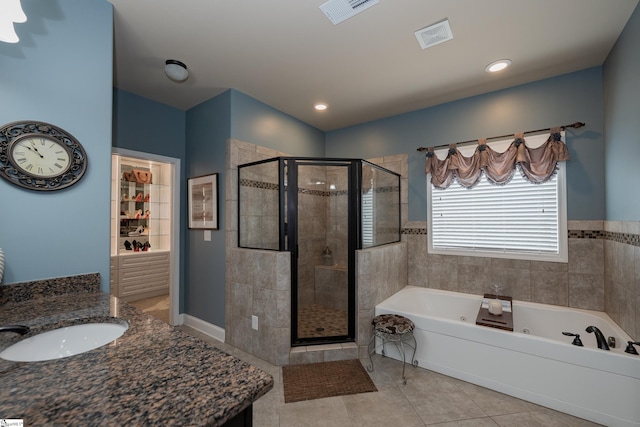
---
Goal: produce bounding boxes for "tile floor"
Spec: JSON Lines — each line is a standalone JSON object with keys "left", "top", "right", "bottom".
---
{"left": 128, "top": 294, "right": 170, "bottom": 324}
{"left": 179, "top": 326, "right": 602, "bottom": 427}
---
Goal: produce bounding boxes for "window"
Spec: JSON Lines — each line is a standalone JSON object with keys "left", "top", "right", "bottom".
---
{"left": 427, "top": 133, "right": 567, "bottom": 262}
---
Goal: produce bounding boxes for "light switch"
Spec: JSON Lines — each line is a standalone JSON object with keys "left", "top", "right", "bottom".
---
{"left": 204, "top": 230, "right": 211, "bottom": 241}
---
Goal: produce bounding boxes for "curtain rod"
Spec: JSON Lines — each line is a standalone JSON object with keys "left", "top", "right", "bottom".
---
{"left": 416, "top": 121, "right": 585, "bottom": 152}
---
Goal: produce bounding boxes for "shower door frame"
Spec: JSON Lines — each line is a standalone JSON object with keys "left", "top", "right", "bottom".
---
{"left": 288, "top": 158, "right": 359, "bottom": 346}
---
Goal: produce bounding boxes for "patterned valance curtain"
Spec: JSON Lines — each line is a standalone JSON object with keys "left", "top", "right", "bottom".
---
{"left": 425, "top": 128, "right": 569, "bottom": 189}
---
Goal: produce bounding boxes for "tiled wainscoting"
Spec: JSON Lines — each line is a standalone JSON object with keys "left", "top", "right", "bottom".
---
{"left": 604, "top": 221, "right": 640, "bottom": 342}
{"left": 403, "top": 220, "right": 640, "bottom": 341}
{"left": 225, "top": 139, "right": 410, "bottom": 365}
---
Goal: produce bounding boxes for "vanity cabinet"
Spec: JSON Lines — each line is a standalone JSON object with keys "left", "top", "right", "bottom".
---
{"left": 110, "top": 154, "right": 173, "bottom": 302}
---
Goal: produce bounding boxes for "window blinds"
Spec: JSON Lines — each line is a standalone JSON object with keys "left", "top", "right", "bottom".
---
{"left": 427, "top": 132, "right": 567, "bottom": 261}
{"left": 431, "top": 167, "right": 560, "bottom": 254}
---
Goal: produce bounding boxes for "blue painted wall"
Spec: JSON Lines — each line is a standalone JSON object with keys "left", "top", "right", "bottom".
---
{"left": 184, "top": 91, "right": 231, "bottom": 326}
{"left": 230, "top": 90, "right": 325, "bottom": 156}
{"left": 112, "top": 89, "right": 186, "bottom": 160}
{"left": 0, "top": 0, "right": 113, "bottom": 289}
{"left": 112, "top": 89, "right": 187, "bottom": 309}
{"left": 326, "top": 68, "right": 605, "bottom": 221}
{"left": 184, "top": 89, "right": 324, "bottom": 327}
{"left": 603, "top": 4, "right": 640, "bottom": 220}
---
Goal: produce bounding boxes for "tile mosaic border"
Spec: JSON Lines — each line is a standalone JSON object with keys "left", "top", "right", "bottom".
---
{"left": 401, "top": 227, "right": 640, "bottom": 247}
{"left": 239, "top": 178, "right": 279, "bottom": 191}
{"left": 240, "top": 178, "right": 399, "bottom": 198}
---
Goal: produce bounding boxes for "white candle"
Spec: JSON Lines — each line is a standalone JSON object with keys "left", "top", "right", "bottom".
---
{"left": 488, "top": 300, "right": 503, "bottom": 315}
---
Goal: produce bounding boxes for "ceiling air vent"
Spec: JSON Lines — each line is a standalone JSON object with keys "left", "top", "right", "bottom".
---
{"left": 320, "top": 0, "right": 380, "bottom": 25}
{"left": 415, "top": 19, "right": 454, "bottom": 50}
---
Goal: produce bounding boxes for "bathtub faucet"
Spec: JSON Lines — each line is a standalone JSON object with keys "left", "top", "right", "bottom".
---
{"left": 585, "top": 326, "right": 609, "bottom": 350}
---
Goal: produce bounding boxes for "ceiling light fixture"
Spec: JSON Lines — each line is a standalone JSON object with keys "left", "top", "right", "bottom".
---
{"left": 0, "top": 0, "right": 27, "bottom": 44}
{"left": 314, "top": 103, "right": 328, "bottom": 111}
{"left": 164, "top": 59, "right": 189, "bottom": 82}
{"left": 485, "top": 59, "right": 512, "bottom": 73}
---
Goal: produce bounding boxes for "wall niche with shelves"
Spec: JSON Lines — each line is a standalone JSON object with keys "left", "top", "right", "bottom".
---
{"left": 110, "top": 154, "right": 173, "bottom": 302}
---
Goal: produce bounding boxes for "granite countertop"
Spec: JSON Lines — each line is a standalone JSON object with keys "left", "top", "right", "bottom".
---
{"left": 0, "top": 278, "right": 273, "bottom": 426}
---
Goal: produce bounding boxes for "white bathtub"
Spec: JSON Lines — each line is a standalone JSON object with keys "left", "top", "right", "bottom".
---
{"left": 375, "top": 286, "right": 640, "bottom": 427}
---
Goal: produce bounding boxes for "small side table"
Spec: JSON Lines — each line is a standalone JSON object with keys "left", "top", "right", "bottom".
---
{"left": 367, "top": 313, "right": 418, "bottom": 385}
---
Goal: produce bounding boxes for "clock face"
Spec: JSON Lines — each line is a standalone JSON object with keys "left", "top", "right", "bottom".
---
{"left": 10, "top": 136, "right": 72, "bottom": 178}
{"left": 0, "top": 121, "right": 88, "bottom": 191}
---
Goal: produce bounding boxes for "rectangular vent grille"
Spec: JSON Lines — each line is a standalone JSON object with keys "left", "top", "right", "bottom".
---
{"left": 415, "top": 19, "right": 454, "bottom": 49}
{"left": 320, "top": 0, "right": 379, "bottom": 25}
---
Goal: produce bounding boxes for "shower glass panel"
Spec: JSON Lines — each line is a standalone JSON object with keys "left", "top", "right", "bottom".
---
{"left": 292, "top": 161, "right": 354, "bottom": 343}
{"left": 238, "top": 157, "right": 400, "bottom": 347}
{"left": 238, "top": 158, "right": 281, "bottom": 250}
{"left": 361, "top": 161, "right": 401, "bottom": 248}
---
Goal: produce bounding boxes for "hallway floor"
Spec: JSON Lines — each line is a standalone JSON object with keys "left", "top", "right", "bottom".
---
{"left": 128, "top": 294, "right": 169, "bottom": 324}
{"left": 179, "top": 326, "right": 601, "bottom": 427}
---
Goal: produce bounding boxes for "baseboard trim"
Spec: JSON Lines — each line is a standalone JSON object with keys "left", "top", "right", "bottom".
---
{"left": 183, "top": 314, "right": 225, "bottom": 342}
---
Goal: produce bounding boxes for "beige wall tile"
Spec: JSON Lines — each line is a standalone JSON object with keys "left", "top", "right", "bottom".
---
{"left": 491, "top": 268, "right": 531, "bottom": 301}
{"left": 491, "top": 258, "right": 531, "bottom": 270}
{"left": 428, "top": 262, "right": 458, "bottom": 291}
{"left": 636, "top": 293, "right": 640, "bottom": 342}
{"left": 458, "top": 263, "right": 491, "bottom": 295}
{"left": 567, "top": 220, "right": 603, "bottom": 231}
{"left": 635, "top": 246, "right": 640, "bottom": 296}
{"left": 531, "top": 270, "right": 568, "bottom": 306}
{"left": 568, "top": 273, "right": 604, "bottom": 311}
{"left": 568, "top": 239, "right": 604, "bottom": 275}
{"left": 531, "top": 260, "right": 568, "bottom": 272}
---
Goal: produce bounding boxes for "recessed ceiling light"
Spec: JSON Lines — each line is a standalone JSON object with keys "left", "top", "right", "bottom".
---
{"left": 314, "top": 103, "right": 328, "bottom": 111}
{"left": 485, "top": 59, "right": 512, "bottom": 73}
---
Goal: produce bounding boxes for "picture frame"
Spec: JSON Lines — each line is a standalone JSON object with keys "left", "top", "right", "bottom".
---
{"left": 188, "top": 173, "right": 218, "bottom": 230}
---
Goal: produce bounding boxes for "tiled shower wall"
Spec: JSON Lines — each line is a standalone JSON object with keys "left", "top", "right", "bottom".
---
{"left": 226, "top": 140, "right": 291, "bottom": 365}
{"left": 226, "top": 139, "right": 410, "bottom": 364}
{"left": 356, "top": 241, "right": 408, "bottom": 358}
{"left": 404, "top": 220, "right": 639, "bottom": 341}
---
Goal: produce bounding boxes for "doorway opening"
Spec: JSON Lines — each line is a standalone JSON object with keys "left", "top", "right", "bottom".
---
{"left": 110, "top": 148, "right": 181, "bottom": 325}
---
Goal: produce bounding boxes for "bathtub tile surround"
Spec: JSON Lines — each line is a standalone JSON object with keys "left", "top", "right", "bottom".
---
{"left": 0, "top": 275, "right": 273, "bottom": 426}
{"left": 604, "top": 220, "right": 640, "bottom": 341}
{"left": 404, "top": 220, "right": 639, "bottom": 340}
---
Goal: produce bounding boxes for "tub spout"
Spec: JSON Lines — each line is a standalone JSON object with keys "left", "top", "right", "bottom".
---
{"left": 586, "top": 326, "right": 609, "bottom": 350}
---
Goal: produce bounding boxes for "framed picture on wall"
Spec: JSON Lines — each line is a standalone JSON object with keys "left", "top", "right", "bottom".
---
{"left": 188, "top": 173, "right": 218, "bottom": 230}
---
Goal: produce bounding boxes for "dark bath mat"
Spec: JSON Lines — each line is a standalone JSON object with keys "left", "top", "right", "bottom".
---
{"left": 282, "top": 359, "right": 377, "bottom": 403}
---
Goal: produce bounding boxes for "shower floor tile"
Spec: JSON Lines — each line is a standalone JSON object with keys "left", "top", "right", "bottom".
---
{"left": 297, "top": 304, "right": 348, "bottom": 339}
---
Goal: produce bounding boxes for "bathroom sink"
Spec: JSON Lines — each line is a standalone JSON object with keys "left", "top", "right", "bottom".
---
{"left": 0, "top": 322, "right": 128, "bottom": 362}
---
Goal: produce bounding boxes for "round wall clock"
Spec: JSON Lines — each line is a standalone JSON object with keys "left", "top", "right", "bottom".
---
{"left": 0, "top": 121, "right": 88, "bottom": 191}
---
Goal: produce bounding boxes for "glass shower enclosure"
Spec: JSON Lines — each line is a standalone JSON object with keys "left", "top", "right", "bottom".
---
{"left": 238, "top": 157, "right": 400, "bottom": 346}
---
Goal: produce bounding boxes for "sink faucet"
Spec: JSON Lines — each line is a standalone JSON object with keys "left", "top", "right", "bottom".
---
{"left": 0, "top": 325, "right": 30, "bottom": 335}
{"left": 586, "top": 326, "right": 609, "bottom": 350}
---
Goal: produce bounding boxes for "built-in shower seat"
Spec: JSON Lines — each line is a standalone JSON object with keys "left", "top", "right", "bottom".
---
{"left": 367, "top": 313, "right": 418, "bottom": 385}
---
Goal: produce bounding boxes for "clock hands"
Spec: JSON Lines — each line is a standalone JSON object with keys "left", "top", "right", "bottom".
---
{"left": 29, "top": 141, "right": 45, "bottom": 158}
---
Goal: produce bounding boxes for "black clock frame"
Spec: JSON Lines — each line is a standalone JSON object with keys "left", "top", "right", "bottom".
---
{"left": 0, "top": 121, "right": 88, "bottom": 191}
